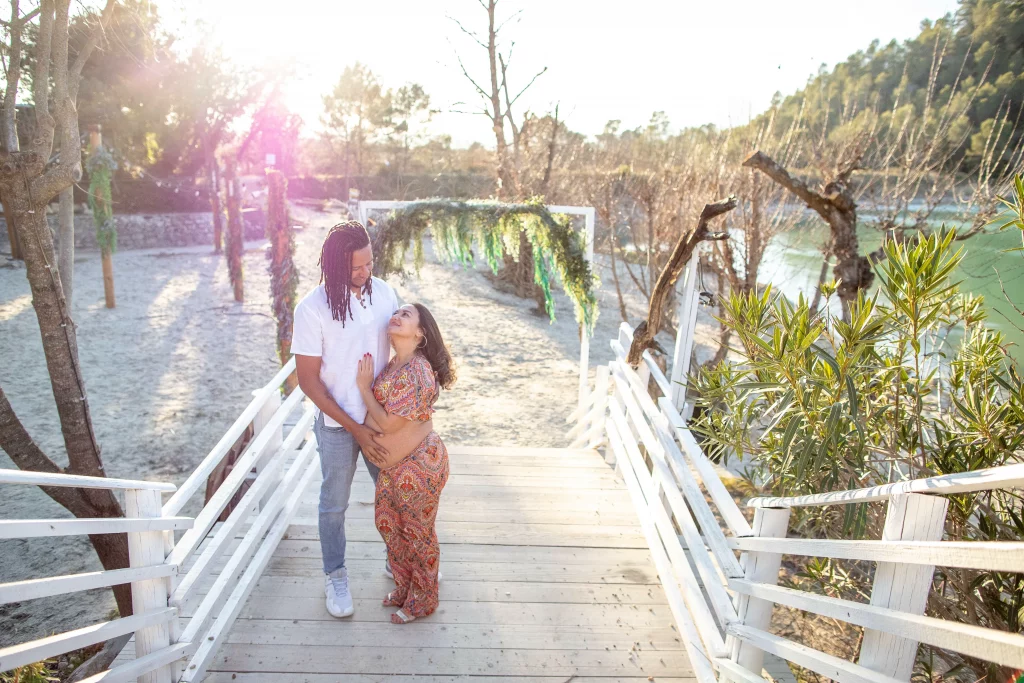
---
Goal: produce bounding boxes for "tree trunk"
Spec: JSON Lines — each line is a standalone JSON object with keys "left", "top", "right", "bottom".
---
{"left": 58, "top": 186, "right": 75, "bottom": 304}
{"left": 0, "top": 197, "right": 132, "bottom": 617}
{"left": 209, "top": 162, "right": 223, "bottom": 253}
{"left": 742, "top": 151, "right": 872, "bottom": 318}
{"left": 627, "top": 197, "right": 736, "bottom": 367}
{"left": 2, "top": 192, "right": 23, "bottom": 259}
{"left": 225, "top": 160, "right": 244, "bottom": 302}
{"left": 809, "top": 244, "right": 833, "bottom": 313}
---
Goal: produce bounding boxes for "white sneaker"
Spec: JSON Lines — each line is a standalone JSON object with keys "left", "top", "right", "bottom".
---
{"left": 324, "top": 570, "right": 354, "bottom": 618}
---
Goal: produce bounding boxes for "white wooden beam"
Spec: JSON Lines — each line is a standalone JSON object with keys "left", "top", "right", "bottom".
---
{"left": 0, "top": 469, "right": 175, "bottom": 492}
{"left": 730, "top": 506, "right": 790, "bottom": 677}
{"left": 729, "top": 537, "right": 1024, "bottom": 573}
{"left": 125, "top": 488, "right": 173, "bottom": 683}
{"left": 858, "top": 493, "right": 947, "bottom": 680}
{"left": 162, "top": 358, "right": 297, "bottom": 517}
{"left": 0, "top": 565, "right": 176, "bottom": 605}
{"left": 0, "top": 517, "right": 192, "bottom": 539}
{"left": 75, "top": 643, "right": 190, "bottom": 683}
{"left": 0, "top": 608, "right": 175, "bottom": 672}
{"left": 670, "top": 257, "right": 698, "bottom": 409}
{"left": 728, "top": 624, "right": 904, "bottom": 683}
{"left": 748, "top": 462, "right": 1024, "bottom": 508}
{"left": 730, "top": 578, "right": 1024, "bottom": 671}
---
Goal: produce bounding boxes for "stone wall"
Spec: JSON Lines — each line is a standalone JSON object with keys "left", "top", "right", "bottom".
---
{"left": 1, "top": 210, "right": 265, "bottom": 252}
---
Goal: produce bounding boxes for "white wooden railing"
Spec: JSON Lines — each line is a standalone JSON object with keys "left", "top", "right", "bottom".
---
{"left": 572, "top": 320, "right": 1024, "bottom": 683}
{"left": 1, "top": 357, "right": 317, "bottom": 683}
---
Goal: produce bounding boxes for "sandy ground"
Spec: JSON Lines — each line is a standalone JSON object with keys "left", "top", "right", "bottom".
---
{"left": 0, "top": 206, "right": 720, "bottom": 645}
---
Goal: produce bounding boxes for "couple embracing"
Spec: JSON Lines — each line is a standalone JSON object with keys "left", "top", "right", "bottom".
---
{"left": 291, "top": 220, "right": 455, "bottom": 625}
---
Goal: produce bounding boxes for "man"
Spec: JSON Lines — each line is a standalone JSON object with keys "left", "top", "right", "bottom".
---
{"left": 291, "top": 220, "right": 396, "bottom": 618}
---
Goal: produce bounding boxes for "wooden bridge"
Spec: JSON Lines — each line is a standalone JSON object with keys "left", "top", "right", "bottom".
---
{"left": 3, "top": 258, "right": 1024, "bottom": 683}
{"left": 151, "top": 443, "right": 696, "bottom": 682}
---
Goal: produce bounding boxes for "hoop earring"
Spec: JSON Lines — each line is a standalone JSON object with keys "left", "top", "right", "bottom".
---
{"left": 417, "top": 337, "right": 427, "bottom": 350}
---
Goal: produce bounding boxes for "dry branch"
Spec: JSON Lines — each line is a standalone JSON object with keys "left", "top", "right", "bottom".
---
{"left": 626, "top": 196, "right": 737, "bottom": 367}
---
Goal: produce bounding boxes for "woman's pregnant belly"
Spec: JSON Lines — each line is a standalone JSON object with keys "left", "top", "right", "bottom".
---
{"left": 364, "top": 415, "right": 434, "bottom": 470}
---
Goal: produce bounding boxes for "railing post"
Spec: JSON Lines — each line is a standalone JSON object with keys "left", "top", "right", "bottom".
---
{"left": 670, "top": 254, "right": 700, "bottom": 415}
{"left": 730, "top": 506, "right": 790, "bottom": 678}
{"left": 588, "top": 364, "right": 610, "bottom": 448}
{"left": 125, "top": 488, "right": 173, "bottom": 683}
{"left": 858, "top": 492, "right": 948, "bottom": 680}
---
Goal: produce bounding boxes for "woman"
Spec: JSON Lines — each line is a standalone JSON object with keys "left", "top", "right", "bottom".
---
{"left": 356, "top": 303, "right": 455, "bottom": 624}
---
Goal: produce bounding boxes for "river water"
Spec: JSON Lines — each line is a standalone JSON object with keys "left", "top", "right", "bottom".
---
{"left": 757, "top": 212, "right": 1024, "bottom": 360}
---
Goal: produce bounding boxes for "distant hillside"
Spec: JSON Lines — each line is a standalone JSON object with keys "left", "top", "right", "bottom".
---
{"left": 764, "top": 0, "right": 1023, "bottom": 170}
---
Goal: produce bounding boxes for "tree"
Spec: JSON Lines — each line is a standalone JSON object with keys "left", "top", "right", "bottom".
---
{"left": 451, "top": 0, "right": 553, "bottom": 309}
{"left": 321, "top": 62, "right": 389, "bottom": 194}
{"left": 381, "top": 83, "right": 433, "bottom": 175}
{"left": 169, "top": 45, "right": 257, "bottom": 252}
{"left": 744, "top": 32, "right": 1023, "bottom": 317}
{"left": 0, "top": 0, "right": 133, "bottom": 621}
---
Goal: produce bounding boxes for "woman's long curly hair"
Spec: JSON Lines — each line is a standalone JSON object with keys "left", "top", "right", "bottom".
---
{"left": 319, "top": 221, "right": 372, "bottom": 325}
{"left": 412, "top": 303, "right": 457, "bottom": 390}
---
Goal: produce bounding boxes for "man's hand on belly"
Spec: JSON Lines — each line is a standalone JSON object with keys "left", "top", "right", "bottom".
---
{"left": 352, "top": 423, "right": 389, "bottom": 464}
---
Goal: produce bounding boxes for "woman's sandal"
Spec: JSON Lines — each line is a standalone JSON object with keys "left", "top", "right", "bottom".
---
{"left": 382, "top": 591, "right": 403, "bottom": 607}
{"left": 391, "top": 609, "right": 416, "bottom": 625}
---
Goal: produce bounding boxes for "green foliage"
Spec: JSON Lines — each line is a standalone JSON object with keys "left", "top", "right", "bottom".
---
{"left": 86, "top": 146, "right": 119, "bottom": 253}
{"left": 997, "top": 173, "right": 1024, "bottom": 253}
{"left": 372, "top": 199, "right": 598, "bottom": 330}
{"left": 761, "top": 0, "right": 1024, "bottom": 170}
{"left": 0, "top": 661, "right": 58, "bottom": 683}
{"left": 693, "top": 229, "right": 1023, "bottom": 679}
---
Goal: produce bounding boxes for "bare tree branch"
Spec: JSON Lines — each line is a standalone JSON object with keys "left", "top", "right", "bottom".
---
{"left": 627, "top": 196, "right": 737, "bottom": 366}
{"left": 448, "top": 14, "right": 487, "bottom": 50}
{"left": 507, "top": 65, "right": 547, "bottom": 109}
{"left": 1, "top": 0, "right": 24, "bottom": 152}
{"left": 31, "top": 0, "right": 56, "bottom": 159}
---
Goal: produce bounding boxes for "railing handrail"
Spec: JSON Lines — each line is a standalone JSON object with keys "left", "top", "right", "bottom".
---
{"left": 594, "top": 322, "right": 1024, "bottom": 683}
{"left": 0, "top": 468, "right": 177, "bottom": 492}
{"left": 747, "top": 462, "right": 1024, "bottom": 509}
{"left": 162, "top": 356, "right": 297, "bottom": 517}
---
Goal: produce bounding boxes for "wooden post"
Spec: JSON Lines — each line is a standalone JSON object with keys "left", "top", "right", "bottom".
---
{"left": 578, "top": 207, "right": 596, "bottom": 410}
{"left": 89, "top": 126, "right": 116, "bottom": 309}
{"left": 125, "top": 488, "right": 173, "bottom": 683}
{"left": 225, "top": 159, "right": 244, "bottom": 302}
{"left": 731, "top": 506, "right": 790, "bottom": 678}
{"left": 858, "top": 493, "right": 948, "bottom": 680}
{"left": 670, "top": 257, "right": 698, "bottom": 410}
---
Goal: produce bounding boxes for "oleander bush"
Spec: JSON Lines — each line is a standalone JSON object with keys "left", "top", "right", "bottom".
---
{"left": 692, "top": 228, "right": 1024, "bottom": 682}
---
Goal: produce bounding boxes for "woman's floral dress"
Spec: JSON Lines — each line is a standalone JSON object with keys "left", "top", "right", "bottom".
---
{"left": 372, "top": 353, "right": 449, "bottom": 618}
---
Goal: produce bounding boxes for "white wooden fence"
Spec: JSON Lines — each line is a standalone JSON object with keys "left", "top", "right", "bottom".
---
{"left": 571, "top": 320, "right": 1024, "bottom": 683}
{"left": 1, "top": 358, "right": 315, "bottom": 683}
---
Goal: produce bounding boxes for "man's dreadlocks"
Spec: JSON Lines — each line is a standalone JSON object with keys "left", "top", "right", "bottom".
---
{"left": 319, "top": 221, "right": 373, "bottom": 326}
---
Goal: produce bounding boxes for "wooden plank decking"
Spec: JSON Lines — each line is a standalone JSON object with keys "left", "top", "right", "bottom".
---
{"left": 121, "top": 445, "right": 696, "bottom": 682}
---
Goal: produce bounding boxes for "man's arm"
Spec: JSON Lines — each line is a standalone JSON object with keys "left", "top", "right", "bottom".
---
{"left": 294, "top": 354, "right": 389, "bottom": 463}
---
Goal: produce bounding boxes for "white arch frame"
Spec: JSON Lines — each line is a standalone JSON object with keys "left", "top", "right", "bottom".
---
{"left": 358, "top": 200, "right": 597, "bottom": 409}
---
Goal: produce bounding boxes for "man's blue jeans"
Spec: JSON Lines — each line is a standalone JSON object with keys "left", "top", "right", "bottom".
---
{"left": 313, "top": 411, "right": 380, "bottom": 575}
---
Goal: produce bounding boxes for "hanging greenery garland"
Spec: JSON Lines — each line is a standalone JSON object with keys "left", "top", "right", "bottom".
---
{"left": 86, "top": 146, "right": 119, "bottom": 253}
{"left": 265, "top": 169, "right": 300, "bottom": 391}
{"left": 371, "top": 199, "right": 598, "bottom": 331}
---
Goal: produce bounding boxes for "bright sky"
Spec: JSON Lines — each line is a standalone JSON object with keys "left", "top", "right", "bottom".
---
{"left": 163, "top": 0, "right": 961, "bottom": 146}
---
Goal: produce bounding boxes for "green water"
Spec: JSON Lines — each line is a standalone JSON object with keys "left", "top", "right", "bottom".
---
{"left": 760, "top": 217, "right": 1024, "bottom": 361}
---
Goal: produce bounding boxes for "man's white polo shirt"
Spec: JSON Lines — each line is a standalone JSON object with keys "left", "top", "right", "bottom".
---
{"left": 291, "top": 277, "right": 398, "bottom": 427}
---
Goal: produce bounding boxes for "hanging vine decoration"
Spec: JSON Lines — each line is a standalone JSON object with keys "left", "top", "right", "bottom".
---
{"left": 371, "top": 199, "right": 598, "bottom": 331}
{"left": 265, "top": 170, "right": 300, "bottom": 392}
{"left": 86, "top": 146, "right": 119, "bottom": 253}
